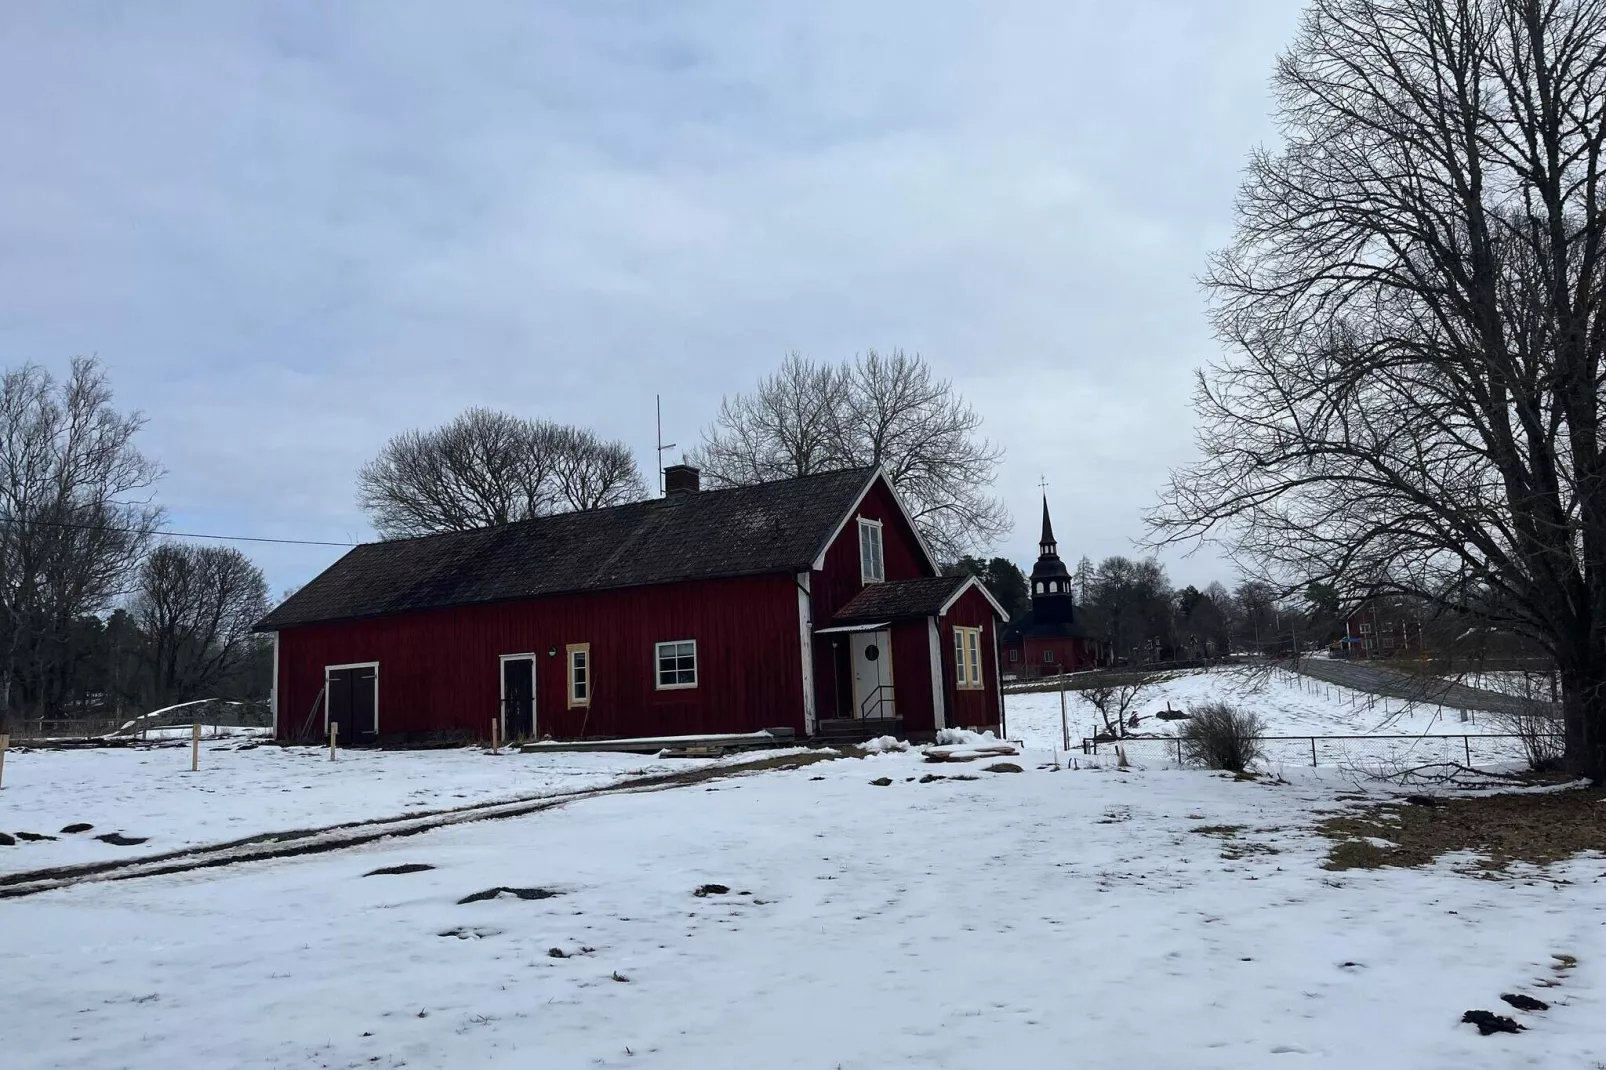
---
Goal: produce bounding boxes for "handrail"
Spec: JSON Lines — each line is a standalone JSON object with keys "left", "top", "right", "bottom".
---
{"left": 859, "top": 684, "right": 895, "bottom": 720}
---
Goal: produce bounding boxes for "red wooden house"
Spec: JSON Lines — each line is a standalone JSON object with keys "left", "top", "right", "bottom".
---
{"left": 256, "top": 465, "right": 1007, "bottom": 745}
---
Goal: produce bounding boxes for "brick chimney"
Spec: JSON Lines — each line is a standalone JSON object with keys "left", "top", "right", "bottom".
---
{"left": 664, "top": 463, "right": 701, "bottom": 496}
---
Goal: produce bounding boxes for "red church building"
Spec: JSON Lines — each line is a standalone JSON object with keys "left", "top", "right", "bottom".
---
{"left": 256, "top": 465, "right": 1007, "bottom": 745}
{"left": 998, "top": 497, "right": 1106, "bottom": 677}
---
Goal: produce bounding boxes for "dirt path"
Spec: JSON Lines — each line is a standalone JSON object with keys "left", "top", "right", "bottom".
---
{"left": 0, "top": 750, "right": 839, "bottom": 900}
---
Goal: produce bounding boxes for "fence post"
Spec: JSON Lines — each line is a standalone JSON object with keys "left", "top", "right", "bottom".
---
{"left": 491, "top": 718, "right": 500, "bottom": 754}
{"left": 1464, "top": 735, "right": 1472, "bottom": 767}
{"left": 191, "top": 721, "right": 199, "bottom": 772}
{"left": 1310, "top": 737, "right": 1318, "bottom": 767}
{"left": 0, "top": 733, "right": 8, "bottom": 789}
{"left": 1175, "top": 737, "right": 1183, "bottom": 766}
{"left": 329, "top": 720, "right": 338, "bottom": 761}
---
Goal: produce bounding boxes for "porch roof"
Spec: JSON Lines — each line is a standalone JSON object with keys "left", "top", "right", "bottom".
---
{"left": 830, "top": 575, "right": 971, "bottom": 625}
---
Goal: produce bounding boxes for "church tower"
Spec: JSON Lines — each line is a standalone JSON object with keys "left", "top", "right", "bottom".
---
{"left": 1029, "top": 496, "right": 1075, "bottom": 625}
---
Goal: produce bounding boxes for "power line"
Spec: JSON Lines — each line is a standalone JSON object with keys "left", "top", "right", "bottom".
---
{"left": 0, "top": 515, "right": 358, "bottom": 548}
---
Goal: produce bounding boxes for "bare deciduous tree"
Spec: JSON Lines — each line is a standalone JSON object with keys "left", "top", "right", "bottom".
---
{"left": 357, "top": 408, "right": 646, "bottom": 537}
{"left": 0, "top": 358, "right": 162, "bottom": 724}
{"left": 1149, "top": 0, "right": 1606, "bottom": 781}
{"left": 694, "top": 349, "right": 1010, "bottom": 559}
{"left": 1079, "top": 672, "right": 1168, "bottom": 739}
{"left": 134, "top": 544, "right": 269, "bottom": 706}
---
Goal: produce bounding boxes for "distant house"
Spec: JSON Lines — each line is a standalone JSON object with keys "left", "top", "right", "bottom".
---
{"left": 1338, "top": 598, "right": 1421, "bottom": 658}
{"left": 998, "top": 498, "right": 1107, "bottom": 676}
{"left": 255, "top": 465, "right": 1007, "bottom": 745}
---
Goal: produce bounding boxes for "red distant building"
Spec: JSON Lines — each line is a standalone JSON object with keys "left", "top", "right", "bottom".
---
{"left": 998, "top": 498, "right": 1106, "bottom": 677}
{"left": 256, "top": 465, "right": 1007, "bottom": 744}
{"left": 1338, "top": 598, "right": 1422, "bottom": 658}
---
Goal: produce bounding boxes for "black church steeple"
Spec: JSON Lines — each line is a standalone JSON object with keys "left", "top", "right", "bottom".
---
{"left": 1029, "top": 496, "right": 1074, "bottom": 624}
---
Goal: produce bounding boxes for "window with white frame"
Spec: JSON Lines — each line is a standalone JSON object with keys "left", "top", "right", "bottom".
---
{"left": 567, "top": 644, "right": 590, "bottom": 707}
{"left": 953, "top": 626, "right": 983, "bottom": 689}
{"left": 1043, "top": 648, "right": 1055, "bottom": 663}
{"left": 1009, "top": 648, "right": 1019, "bottom": 663}
{"left": 858, "top": 517, "right": 885, "bottom": 583}
{"left": 655, "top": 640, "right": 697, "bottom": 689}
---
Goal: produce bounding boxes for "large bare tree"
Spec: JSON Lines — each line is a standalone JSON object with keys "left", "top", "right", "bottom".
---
{"left": 134, "top": 543, "right": 269, "bottom": 706}
{"left": 1149, "top": 0, "right": 1606, "bottom": 780}
{"left": 356, "top": 408, "right": 646, "bottom": 537}
{"left": 694, "top": 350, "right": 1010, "bottom": 559}
{"left": 0, "top": 357, "right": 163, "bottom": 723}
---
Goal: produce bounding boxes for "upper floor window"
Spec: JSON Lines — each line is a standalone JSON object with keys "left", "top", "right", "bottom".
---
{"left": 655, "top": 640, "right": 697, "bottom": 689}
{"left": 1043, "top": 649, "right": 1055, "bottom": 663}
{"left": 858, "top": 518, "right": 885, "bottom": 583}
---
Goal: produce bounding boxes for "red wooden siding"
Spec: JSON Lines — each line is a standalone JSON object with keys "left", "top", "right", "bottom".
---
{"left": 808, "top": 475, "right": 936, "bottom": 720}
{"left": 941, "top": 585, "right": 1003, "bottom": 732}
{"left": 275, "top": 573, "right": 803, "bottom": 741}
{"left": 890, "top": 620, "right": 936, "bottom": 734}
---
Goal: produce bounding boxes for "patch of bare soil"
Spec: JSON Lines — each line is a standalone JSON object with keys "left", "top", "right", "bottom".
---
{"left": 1192, "top": 824, "right": 1282, "bottom": 860}
{"left": 1319, "top": 788, "right": 1606, "bottom": 871}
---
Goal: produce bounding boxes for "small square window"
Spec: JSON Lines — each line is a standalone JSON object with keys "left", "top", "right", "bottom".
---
{"left": 858, "top": 518, "right": 885, "bottom": 583}
{"left": 655, "top": 640, "right": 697, "bottom": 689}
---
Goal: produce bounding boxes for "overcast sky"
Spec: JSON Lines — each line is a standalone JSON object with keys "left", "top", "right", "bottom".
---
{"left": 1, "top": 1, "right": 1305, "bottom": 598}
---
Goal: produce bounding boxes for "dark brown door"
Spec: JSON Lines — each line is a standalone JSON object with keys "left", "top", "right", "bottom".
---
{"left": 327, "top": 666, "right": 377, "bottom": 742}
{"left": 502, "top": 658, "right": 535, "bottom": 739}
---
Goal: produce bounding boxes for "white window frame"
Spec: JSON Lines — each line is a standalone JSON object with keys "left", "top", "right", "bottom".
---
{"left": 1043, "top": 648, "right": 1055, "bottom": 663}
{"left": 953, "top": 627, "right": 984, "bottom": 690}
{"left": 858, "top": 517, "right": 885, "bottom": 583}
{"left": 567, "top": 643, "right": 591, "bottom": 708}
{"left": 655, "top": 639, "right": 698, "bottom": 690}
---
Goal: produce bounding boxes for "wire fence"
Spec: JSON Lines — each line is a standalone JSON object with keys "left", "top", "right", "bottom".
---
{"left": 1080, "top": 732, "right": 1545, "bottom": 771}
{"left": 2, "top": 699, "right": 273, "bottom": 743}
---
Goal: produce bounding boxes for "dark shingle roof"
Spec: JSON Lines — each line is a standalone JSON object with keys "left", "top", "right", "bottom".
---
{"left": 831, "top": 575, "right": 971, "bottom": 625}
{"left": 257, "top": 467, "right": 877, "bottom": 630}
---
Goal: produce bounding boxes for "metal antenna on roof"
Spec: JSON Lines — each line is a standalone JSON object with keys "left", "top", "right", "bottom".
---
{"left": 656, "top": 394, "right": 677, "bottom": 497}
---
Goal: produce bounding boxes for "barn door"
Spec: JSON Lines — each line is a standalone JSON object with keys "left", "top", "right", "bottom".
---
{"left": 326, "top": 665, "right": 377, "bottom": 743}
{"left": 501, "top": 656, "right": 536, "bottom": 740}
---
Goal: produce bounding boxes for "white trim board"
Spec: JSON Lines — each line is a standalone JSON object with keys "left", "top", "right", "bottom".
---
{"left": 796, "top": 573, "right": 817, "bottom": 737}
{"left": 938, "top": 575, "right": 1011, "bottom": 622}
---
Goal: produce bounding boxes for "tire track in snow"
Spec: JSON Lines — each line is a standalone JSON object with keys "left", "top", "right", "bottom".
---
{"left": 0, "top": 750, "right": 837, "bottom": 900}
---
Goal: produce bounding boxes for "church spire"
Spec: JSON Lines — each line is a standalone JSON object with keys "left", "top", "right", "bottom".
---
{"left": 1039, "top": 495, "right": 1057, "bottom": 557}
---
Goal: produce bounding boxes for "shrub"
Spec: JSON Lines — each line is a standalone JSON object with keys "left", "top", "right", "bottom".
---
{"left": 1495, "top": 709, "right": 1566, "bottom": 772}
{"left": 1180, "top": 702, "right": 1266, "bottom": 772}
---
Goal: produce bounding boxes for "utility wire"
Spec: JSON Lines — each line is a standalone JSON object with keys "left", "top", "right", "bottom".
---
{"left": 0, "top": 515, "right": 358, "bottom": 548}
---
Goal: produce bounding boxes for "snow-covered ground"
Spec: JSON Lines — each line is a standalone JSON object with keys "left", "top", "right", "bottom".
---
{"left": 1007, "top": 666, "right": 1506, "bottom": 750}
{"left": 5, "top": 750, "right": 1601, "bottom": 1069}
{"left": 0, "top": 743, "right": 673, "bottom": 875}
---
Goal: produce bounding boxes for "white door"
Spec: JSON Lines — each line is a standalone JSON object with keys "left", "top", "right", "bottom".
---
{"left": 848, "top": 630, "right": 895, "bottom": 719}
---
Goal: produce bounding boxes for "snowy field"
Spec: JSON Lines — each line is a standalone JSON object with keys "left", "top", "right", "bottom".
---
{"left": 4, "top": 749, "right": 1602, "bottom": 1069}
{"left": 0, "top": 743, "right": 672, "bottom": 875}
{"left": 1006, "top": 666, "right": 1509, "bottom": 750}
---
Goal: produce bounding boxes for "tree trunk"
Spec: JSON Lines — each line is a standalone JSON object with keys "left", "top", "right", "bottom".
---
{"left": 1559, "top": 662, "right": 1606, "bottom": 784}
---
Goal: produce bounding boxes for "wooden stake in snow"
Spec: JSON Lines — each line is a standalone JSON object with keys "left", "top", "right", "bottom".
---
{"left": 491, "top": 718, "right": 500, "bottom": 754}
{"left": 329, "top": 720, "right": 338, "bottom": 761}
{"left": 0, "top": 733, "right": 9, "bottom": 789}
{"left": 1058, "top": 676, "right": 1070, "bottom": 753}
{"left": 191, "top": 721, "right": 200, "bottom": 772}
